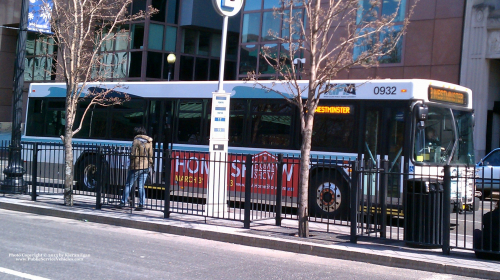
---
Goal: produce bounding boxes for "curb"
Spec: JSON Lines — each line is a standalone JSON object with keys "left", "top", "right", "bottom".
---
{"left": 0, "top": 200, "right": 499, "bottom": 279}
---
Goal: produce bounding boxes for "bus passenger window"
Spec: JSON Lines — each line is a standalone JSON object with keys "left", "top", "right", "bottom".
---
{"left": 250, "top": 102, "right": 292, "bottom": 148}
{"left": 177, "top": 101, "right": 203, "bottom": 144}
{"left": 26, "top": 99, "right": 45, "bottom": 136}
{"left": 312, "top": 104, "right": 355, "bottom": 152}
{"left": 46, "top": 110, "right": 66, "bottom": 137}
{"left": 229, "top": 101, "right": 246, "bottom": 146}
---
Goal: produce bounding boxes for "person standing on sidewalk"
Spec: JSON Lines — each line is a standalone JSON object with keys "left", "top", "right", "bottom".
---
{"left": 119, "top": 127, "right": 153, "bottom": 211}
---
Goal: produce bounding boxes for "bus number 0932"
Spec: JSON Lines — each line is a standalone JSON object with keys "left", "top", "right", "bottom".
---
{"left": 374, "top": 86, "right": 397, "bottom": 95}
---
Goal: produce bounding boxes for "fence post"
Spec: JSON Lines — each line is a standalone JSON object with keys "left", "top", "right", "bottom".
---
{"left": 95, "top": 147, "right": 102, "bottom": 210}
{"left": 350, "top": 160, "right": 358, "bottom": 243}
{"left": 31, "top": 143, "right": 38, "bottom": 201}
{"left": 164, "top": 150, "right": 172, "bottom": 219}
{"left": 244, "top": 154, "right": 252, "bottom": 229}
{"left": 379, "top": 160, "right": 389, "bottom": 238}
{"left": 275, "top": 154, "right": 283, "bottom": 226}
{"left": 442, "top": 165, "right": 451, "bottom": 255}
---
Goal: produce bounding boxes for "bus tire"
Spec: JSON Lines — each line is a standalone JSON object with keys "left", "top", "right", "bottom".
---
{"left": 75, "top": 155, "right": 109, "bottom": 192}
{"left": 309, "top": 171, "right": 349, "bottom": 220}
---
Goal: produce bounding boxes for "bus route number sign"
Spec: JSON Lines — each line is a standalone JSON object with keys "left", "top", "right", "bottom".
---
{"left": 428, "top": 86, "right": 468, "bottom": 106}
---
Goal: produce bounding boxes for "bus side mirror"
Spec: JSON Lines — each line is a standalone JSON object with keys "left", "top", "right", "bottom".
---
{"left": 416, "top": 105, "right": 428, "bottom": 121}
{"left": 415, "top": 105, "right": 428, "bottom": 129}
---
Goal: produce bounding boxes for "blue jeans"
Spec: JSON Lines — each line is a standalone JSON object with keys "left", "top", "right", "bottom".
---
{"left": 121, "top": 168, "right": 149, "bottom": 206}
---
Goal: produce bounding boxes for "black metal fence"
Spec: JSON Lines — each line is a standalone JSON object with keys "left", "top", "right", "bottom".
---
{"left": 0, "top": 140, "right": 498, "bottom": 259}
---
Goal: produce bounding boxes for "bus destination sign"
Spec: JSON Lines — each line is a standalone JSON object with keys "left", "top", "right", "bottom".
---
{"left": 428, "top": 86, "right": 468, "bottom": 106}
{"left": 315, "top": 106, "right": 352, "bottom": 114}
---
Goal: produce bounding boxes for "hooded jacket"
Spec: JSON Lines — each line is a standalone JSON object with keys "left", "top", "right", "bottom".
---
{"left": 130, "top": 135, "right": 153, "bottom": 170}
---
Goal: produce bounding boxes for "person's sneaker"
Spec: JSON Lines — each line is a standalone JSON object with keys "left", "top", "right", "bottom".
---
{"left": 135, "top": 205, "right": 144, "bottom": 211}
{"left": 117, "top": 203, "right": 125, "bottom": 209}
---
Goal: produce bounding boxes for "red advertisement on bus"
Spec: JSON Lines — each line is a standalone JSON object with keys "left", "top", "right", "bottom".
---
{"left": 171, "top": 151, "right": 300, "bottom": 198}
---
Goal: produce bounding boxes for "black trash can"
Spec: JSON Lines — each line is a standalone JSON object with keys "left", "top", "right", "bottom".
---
{"left": 404, "top": 181, "right": 444, "bottom": 246}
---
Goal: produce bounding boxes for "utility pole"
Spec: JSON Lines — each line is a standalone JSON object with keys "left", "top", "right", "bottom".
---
{"left": 1, "top": 0, "right": 28, "bottom": 194}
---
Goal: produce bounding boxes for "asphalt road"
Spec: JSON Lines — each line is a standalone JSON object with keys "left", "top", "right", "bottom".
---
{"left": 0, "top": 209, "right": 480, "bottom": 280}
{"left": 451, "top": 200, "right": 496, "bottom": 237}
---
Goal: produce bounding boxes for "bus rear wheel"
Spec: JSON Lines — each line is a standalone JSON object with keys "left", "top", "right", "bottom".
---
{"left": 75, "top": 155, "right": 109, "bottom": 192}
{"left": 309, "top": 171, "right": 349, "bottom": 220}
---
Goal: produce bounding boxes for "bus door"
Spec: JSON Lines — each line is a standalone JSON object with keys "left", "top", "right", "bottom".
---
{"left": 146, "top": 100, "right": 174, "bottom": 186}
{"left": 146, "top": 100, "right": 174, "bottom": 150}
{"left": 359, "top": 103, "right": 406, "bottom": 218}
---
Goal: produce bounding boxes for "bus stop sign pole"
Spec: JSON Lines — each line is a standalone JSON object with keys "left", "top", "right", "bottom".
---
{"left": 207, "top": 0, "right": 244, "bottom": 217}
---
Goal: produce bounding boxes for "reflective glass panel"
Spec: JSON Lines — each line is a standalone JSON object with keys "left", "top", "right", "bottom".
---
{"left": 211, "top": 34, "right": 221, "bottom": 57}
{"left": 128, "top": 51, "right": 143, "bottom": 78}
{"left": 239, "top": 45, "right": 258, "bottom": 74}
{"left": 131, "top": 24, "right": 145, "bottom": 49}
{"left": 259, "top": 44, "right": 278, "bottom": 74}
{"left": 182, "top": 29, "right": 197, "bottom": 54}
{"left": 264, "top": 0, "right": 280, "bottom": 9}
{"left": 146, "top": 52, "right": 163, "bottom": 78}
{"left": 357, "top": 0, "right": 379, "bottom": 24}
{"left": 115, "top": 26, "right": 130, "bottom": 51}
{"left": 165, "top": 26, "right": 177, "bottom": 52}
{"left": 179, "top": 55, "right": 194, "bottom": 80}
{"left": 198, "top": 32, "right": 210, "bottom": 56}
{"left": 244, "top": 0, "right": 261, "bottom": 11}
{"left": 151, "top": 0, "right": 167, "bottom": 22}
{"left": 167, "top": 0, "right": 179, "bottom": 24}
{"left": 24, "top": 57, "right": 34, "bottom": 81}
{"left": 149, "top": 24, "right": 164, "bottom": 50}
{"left": 262, "top": 11, "right": 280, "bottom": 41}
{"left": 379, "top": 25, "right": 403, "bottom": 64}
{"left": 113, "top": 52, "right": 128, "bottom": 79}
{"left": 242, "top": 13, "right": 260, "bottom": 43}
{"left": 33, "top": 57, "right": 46, "bottom": 81}
{"left": 195, "top": 58, "right": 209, "bottom": 80}
{"left": 382, "top": 0, "right": 406, "bottom": 22}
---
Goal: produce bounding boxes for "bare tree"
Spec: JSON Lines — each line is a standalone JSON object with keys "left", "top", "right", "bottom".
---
{"left": 33, "top": 0, "right": 155, "bottom": 205}
{"left": 249, "top": 0, "right": 417, "bottom": 237}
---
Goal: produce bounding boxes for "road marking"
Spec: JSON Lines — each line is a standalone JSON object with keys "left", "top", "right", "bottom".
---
{"left": 0, "top": 267, "right": 51, "bottom": 280}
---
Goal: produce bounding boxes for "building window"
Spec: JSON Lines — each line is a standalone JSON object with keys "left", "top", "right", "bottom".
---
{"left": 179, "top": 29, "right": 237, "bottom": 81}
{"left": 25, "top": 33, "right": 57, "bottom": 82}
{"left": 239, "top": 1, "right": 304, "bottom": 79}
{"left": 353, "top": 0, "right": 406, "bottom": 64}
{"left": 149, "top": 24, "right": 164, "bottom": 50}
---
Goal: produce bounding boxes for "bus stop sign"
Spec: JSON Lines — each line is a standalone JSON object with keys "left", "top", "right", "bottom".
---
{"left": 212, "top": 0, "right": 244, "bottom": 17}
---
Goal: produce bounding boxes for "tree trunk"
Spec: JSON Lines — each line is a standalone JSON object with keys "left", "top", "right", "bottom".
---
{"left": 63, "top": 129, "right": 73, "bottom": 206}
{"left": 298, "top": 117, "right": 314, "bottom": 237}
{"left": 63, "top": 98, "right": 75, "bottom": 206}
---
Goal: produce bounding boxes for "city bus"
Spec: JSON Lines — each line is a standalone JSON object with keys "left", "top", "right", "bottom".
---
{"left": 23, "top": 79, "right": 476, "bottom": 218}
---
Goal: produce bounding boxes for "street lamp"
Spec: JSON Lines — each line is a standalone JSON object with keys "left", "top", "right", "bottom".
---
{"left": 1, "top": 0, "right": 28, "bottom": 194}
{"left": 293, "top": 58, "right": 306, "bottom": 80}
{"left": 167, "top": 53, "right": 176, "bottom": 81}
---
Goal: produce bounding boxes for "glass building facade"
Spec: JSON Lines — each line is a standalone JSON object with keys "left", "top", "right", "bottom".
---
{"left": 101, "top": 0, "right": 240, "bottom": 82}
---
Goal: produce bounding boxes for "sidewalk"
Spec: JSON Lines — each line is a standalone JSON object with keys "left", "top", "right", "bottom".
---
{"left": 0, "top": 193, "right": 499, "bottom": 279}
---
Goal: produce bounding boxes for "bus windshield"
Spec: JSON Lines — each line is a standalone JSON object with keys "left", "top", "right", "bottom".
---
{"left": 413, "top": 106, "right": 474, "bottom": 165}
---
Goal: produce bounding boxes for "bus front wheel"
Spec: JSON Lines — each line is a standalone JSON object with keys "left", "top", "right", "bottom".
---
{"left": 309, "top": 171, "right": 349, "bottom": 220}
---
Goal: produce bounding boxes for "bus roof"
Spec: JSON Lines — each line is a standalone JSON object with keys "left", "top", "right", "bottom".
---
{"left": 28, "top": 79, "right": 472, "bottom": 109}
